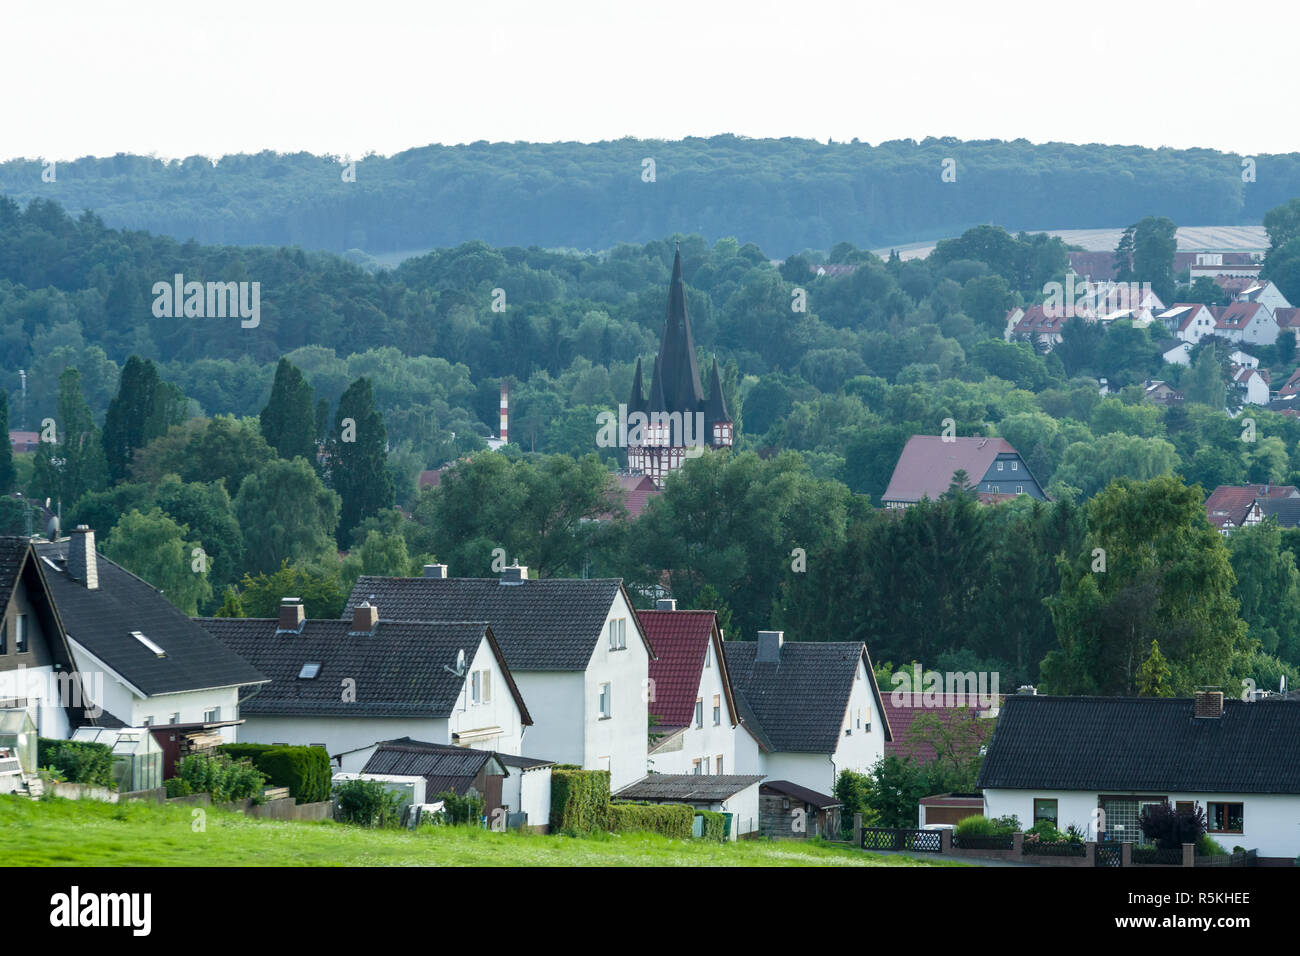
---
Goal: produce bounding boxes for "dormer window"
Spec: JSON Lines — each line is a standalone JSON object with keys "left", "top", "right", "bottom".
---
{"left": 131, "top": 630, "right": 165, "bottom": 658}
{"left": 298, "top": 662, "right": 322, "bottom": 679}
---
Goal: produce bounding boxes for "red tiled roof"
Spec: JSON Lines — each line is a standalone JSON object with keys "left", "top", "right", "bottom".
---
{"left": 1204, "top": 484, "right": 1300, "bottom": 529}
{"left": 882, "top": 694, "right": 998, "bottom": 764}
{"left": 882, "top": 435, "right": 1020, "bottom": 505}
{"left": 1276, "top": 307, "right": 1300, "bottom": 329}
{"left": 1214, "top": 302, "right": 1264, "bottom": 329}
{"left": 418, "top": 468, "right": 445, "bottom": 489}
{"left": 1213, "top": 275, "right": 1259, "bottom": 297}
{"left": 8, "top": 430, "right": 39, "bottom": 453}
{"left": 1067, "top": 251, "right": 1118, "bottom": 281}
{"left": 1009, "top": 304, "right": 1066, "bottom": 334}
{"left": 1280, "top": 368, "right": 1300, "bottom": 396}
{"left": 639, "top": 609, "right": 719, "bottom": 727}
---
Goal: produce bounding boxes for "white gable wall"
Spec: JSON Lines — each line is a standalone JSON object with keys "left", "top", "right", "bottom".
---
{"left": 584, "top": 588, "right": 651, "bottom": 791}
{"left": 832, "top": 657, "right": 887, "bottom": 778}
{"left": 448, "top": 636, "right": 524, "bottom": 755}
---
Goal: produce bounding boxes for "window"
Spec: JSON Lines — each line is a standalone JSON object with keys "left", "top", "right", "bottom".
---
{"left": 608, "top": 618, "right": 626, "bottom": 650}
{"left": 1034, "top": 798, "right": 1058, "bottom": 826}
{"left": 1017, "top": 485, "right": 1024, "bottom": 493}
{"left": 1208, "top": 802, "right": 1244, "bottom": 834}
{"left": 716, "top": 755, "right": 724, "bottom": 775}
{"left": 704, "top": 643, "right": 711, "bottom": 668}
{"left": 16, "top": 614, "right": 27, "bottom": 653}
{"left": 692, "top": 759, "right": 701, "bottom": 775}
{"left": 856, "top": 708, "right": 861, "bottom": 729}
{"left": 169, "top": 713, "right": 181, "bottom": 724}
{"left": 142, "top": 716, "right": 153, "bottom": 726}
{"left": 481, "top": 671, "right": 492, "bottom": 703}
{"left": 1175, "top": 801, "right": 1194, "bottom": 816}
{"left": 1012, "top": 461, "right": 1018, "bottom": 471}
{"left": 712, "top": 694, "right": 721, "bottom": 725}
{"left": 131, "top": 630, "right": 165, "bottom": 658}
{"left": 472, "top": 670, "right": 491, "bottom": 704}
{"left": 204, "top": 707, "right": 220, "bottom": 723}
{"left": 694, "top": 699, "right": 703, "bottom": 728}
{"left": 598, "top": 683, "right": 611, "bottom": 719}
{"left": 298, "top": 662, "right": 321, "bottom": 679}
{"left": 997, "top": 461, "right": 1004, "bottom": 471}
{"left": 703, "top": 756, "right": 710, "bottom": 774}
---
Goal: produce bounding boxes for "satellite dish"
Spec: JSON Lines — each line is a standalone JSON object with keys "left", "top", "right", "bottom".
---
{"left": 456, "top": 649, "right": 467, "bottom": 676}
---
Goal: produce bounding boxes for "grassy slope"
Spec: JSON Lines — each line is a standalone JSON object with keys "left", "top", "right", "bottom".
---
{"left": 1, "top": 795, "right": 961, "bottom": 867}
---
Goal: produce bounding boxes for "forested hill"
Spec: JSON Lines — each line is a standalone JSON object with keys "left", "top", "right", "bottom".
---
{"left": 2, "top": 137, "right": 1296, "bottom": 256}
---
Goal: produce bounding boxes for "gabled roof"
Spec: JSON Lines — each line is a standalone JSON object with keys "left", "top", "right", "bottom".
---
{"left": 883, "top": 693, "right": 998, "bottom": 763}
{"left": 35, "top": 540, "right": 267, "bottom": 698}
{"left": 722, "top": 640, "right": 892, "bottom": 753}
{"left": 1254, "top": 497, "right": 1300, "bottom": 529}
{"left": 361, "top": 737, "right": 503, "bottom": 796}
{"left": 344, "top": 575, "right": 652, "bottom": 671}
{"left": 1213, "top": 301, "right": 1267, "bottom": 329}
{"left": 1204, "top": 484, "right": 1299, "bottom": 530}
{"left": 977, "top": 695, "right": 1300, "bottom": 794}
{"left": 195, "top": 617, "right": 528, "bottom": 722}
{"left": 1275, "top": 307, "right": 1300, "bottom": 329}
{"left": 882, "top": 435, "right": 1022, "bottom": 505}
{"left": 638, "top": 608, "right": 738, "bottom": 729}
{"left": 614, "top": 773, "right": 764, "bottom": 802}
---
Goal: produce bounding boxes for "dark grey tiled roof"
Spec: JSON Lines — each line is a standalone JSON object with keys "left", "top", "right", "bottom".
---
{"left": 35, "top": 541, "right": 267, "bottom": 697}
{"left": 1257, "top": 497, "right": 1300, "bottom": 528}
{"left": 497, "top": 753, "right": 553, "bottom": 770}
{"left": 345, "top": 576, "right": 645, "bottom": 671}
{"left": 977, "top": 695, "right": 1300, "bottom": 794}
{"left": 195, "top": 618, "right": 529, "bottom": 722}
{"left": 723, "top": 641, "right": 891, "bottom": 753}
{"left": 614, "top": 774, "right": 765, "bottom": 802}
{"left": 0, "top": 536, "right": 26, "bottom": 610}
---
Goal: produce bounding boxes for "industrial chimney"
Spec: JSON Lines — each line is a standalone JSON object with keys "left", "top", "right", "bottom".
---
{"left": 500, "top": 382, "right": 509, "bottom": 444}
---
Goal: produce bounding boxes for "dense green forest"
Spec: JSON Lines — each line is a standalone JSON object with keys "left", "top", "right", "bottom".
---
{"left": 2, "top": 137, "right": 1296, "bottom": 256}
{"left": 5, "top": 192, "right": 1300, "bottom": 696}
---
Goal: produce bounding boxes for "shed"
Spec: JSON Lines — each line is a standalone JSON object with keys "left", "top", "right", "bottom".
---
{"left": 759, "top": 780, "right": 842, "bottom": 840}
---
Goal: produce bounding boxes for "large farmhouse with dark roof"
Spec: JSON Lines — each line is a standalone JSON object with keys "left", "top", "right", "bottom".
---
{"left": 723, "top": 631, "right": 892, "bottom": 796}
{"left": 881, "top": 435, "right": 1047, "bottom": 508}
{"left": 344, "top": 564, "right": 654, "bottom": 790}
{"left": 197, "top": 598, "right": 531, "bottom": 770}
{"left": 978, "top": 691, "right": 1300, "bottom": 860}
{"left": 33, "top": 529, "right": 267, "bottom": 739}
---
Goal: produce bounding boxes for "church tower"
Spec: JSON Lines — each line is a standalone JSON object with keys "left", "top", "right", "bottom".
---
{"left": 626, "top": 246, "right": 734, "bottom": 486}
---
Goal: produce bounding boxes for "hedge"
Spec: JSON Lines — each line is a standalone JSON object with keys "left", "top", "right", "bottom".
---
{"left": 608, "top": 802, "right": 694, "bottom": 839}
{"left": 697, "top": 809, "right": 727, "bottom": 842}
{"left": 165, "top": 753, "right": 266, "bottom": 803}
{"left": 216, "top": 743, "right": 332, "bottom": 803}
{"left": 550, "top": 768, "right": 610, "bottom": 833}
{"left": 38, "top": 737, "right": 114, "bottom": 787}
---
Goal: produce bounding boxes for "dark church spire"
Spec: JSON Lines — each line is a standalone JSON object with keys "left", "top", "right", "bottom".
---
{"left": 705, "top": 357, "right": 730, "bottom": 425}
{"left": 658, "top": 248, "right": 705, "bottom": 414}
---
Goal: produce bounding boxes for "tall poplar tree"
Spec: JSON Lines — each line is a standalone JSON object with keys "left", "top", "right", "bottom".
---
{"left": 103, "top": 356, "right": 185, "bottom": 484}
{"left": 259, "top": 358, "right": 318, "bottom": 463}
{"left": 326, "top": 377, "right": 394, "bottom": 546}
{"left": 0, "top": 388, "right": 15, "bottom": 495}
{"left": 30, "top": 368, "right": 108, "bottom": 509}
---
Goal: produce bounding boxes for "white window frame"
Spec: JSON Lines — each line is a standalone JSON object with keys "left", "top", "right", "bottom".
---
{"left": 599, "top": 682, "right": 612, "bottom": 719}
{"left": 16, "top": 613, "right": 28, "bottom": 653}
{"left": 204, "top": 707, "right": 221, "bottom": 723}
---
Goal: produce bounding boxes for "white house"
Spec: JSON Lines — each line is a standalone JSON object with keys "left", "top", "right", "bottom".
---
{"left": 198, "top": 600, "right": 531, "bottom": 770}
{"left": 723, "top": 631, "right": 892, "bottom": 798}
{"left": 1232, "top": 365, "right": 1271, "bottom": 406}
{"left": 1158, "top": 303, "right": 1217, "bottom": 344}
{"left": 1213, "top": 301, "right": 1280, "bottom": 346}
{"left": 638, "top": 601, "right": 742, "bottom": 776}
{"left": 346, "top": 565, "right": 654, "bottom": 791}
{"left": 1161, "top": 341, "right": 1193, "bottom": 366}
{"left": 978, "top": 691, "right": 1300, "bottom": 861}
{"left": 33, "top": 530, "right": 267, "bottom": 740}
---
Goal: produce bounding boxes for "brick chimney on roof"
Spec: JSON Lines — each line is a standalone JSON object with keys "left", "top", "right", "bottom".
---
{"left": 279, "top": 598, "right": 304, "bottom": 631}
{"left": 1194, "top": 690, "right": 1224, "bottom": 718}
{"left": 352, "top": 601, "right": 378, "bottom": 633}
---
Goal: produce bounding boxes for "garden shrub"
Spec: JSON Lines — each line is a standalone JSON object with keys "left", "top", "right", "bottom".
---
{"left": 334, "top": 778, "right": 406, "bottom": 828}
{"left": 167, "top": 753, "right": 267, "bottom": 804}
{"left": 1199, "top": 834, "right": 1228, "bottom": 856}
{"left": 37, "top": 738, "right": 114, "bottom": 788}
{"left": 607, "top": 802, "right": 693, "bottom": 839}
{"left": 216, "top": 743, "right": 331, "bottom": 803}
{"left": 1026, "top": 819, "right": 1064, "bottom": 842}
{"left": 550, "top": 768, "right": 610, "bottom": 834}
{"left": 1139, "top": 800, "right": 1207, "bottom": 850}
{"left": 697, "top": 809, "right": 727, "bottom": 842}
{"left": 433, "top": 790, "right": 485, "bottom": 826}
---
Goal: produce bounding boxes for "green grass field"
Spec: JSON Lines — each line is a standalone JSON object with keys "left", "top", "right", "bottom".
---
{"left": 1, "top": 795, "right": 962, "bottom": 867}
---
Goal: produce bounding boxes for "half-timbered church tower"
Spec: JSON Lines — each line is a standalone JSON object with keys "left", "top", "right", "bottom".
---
{"left": 626, "top": 247, "right": 733, "bottom": 486}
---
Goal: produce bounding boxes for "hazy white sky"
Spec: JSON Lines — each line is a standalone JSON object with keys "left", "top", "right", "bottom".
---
{"left": 2, "top": 0, "right": 1295, "bottom": 161}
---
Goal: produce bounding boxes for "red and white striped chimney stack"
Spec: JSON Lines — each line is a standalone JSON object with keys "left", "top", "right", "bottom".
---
{"left": 499, "top": 382, "right": 509, "bottom": 444}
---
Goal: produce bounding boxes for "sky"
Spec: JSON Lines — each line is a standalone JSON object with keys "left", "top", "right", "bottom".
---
{"left": 2, "top": 0, "right": 1297, "bottom": 162}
